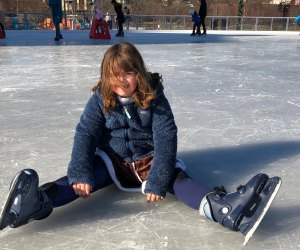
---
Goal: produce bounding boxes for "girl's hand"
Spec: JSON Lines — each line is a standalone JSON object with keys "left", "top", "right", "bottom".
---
{"left": 72, "top": 182, "right": 93, "bottom": 198}
{"left": 146, "top": 193, "right": 164, "bottom": 202}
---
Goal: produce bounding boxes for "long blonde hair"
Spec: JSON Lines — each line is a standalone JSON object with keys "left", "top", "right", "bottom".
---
{"left": 93, "top": 42, "right": 156, "bottom": 113}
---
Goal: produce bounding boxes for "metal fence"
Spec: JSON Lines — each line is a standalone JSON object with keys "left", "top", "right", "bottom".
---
{"left": 1, "top": 12, "right": 299, "bottom": 31}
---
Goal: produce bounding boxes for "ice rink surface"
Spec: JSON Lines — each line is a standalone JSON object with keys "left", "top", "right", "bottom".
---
{"left": 0, "top": 29, "right": 300, "bottom": 249}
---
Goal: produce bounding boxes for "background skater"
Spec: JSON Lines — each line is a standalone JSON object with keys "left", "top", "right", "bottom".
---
{"left": 191, "top": 11, "right": 201, "bottom": 36}
{"left": 198, "top": 0, "right": 207, "bottom": 35}
{"left": 111, "top": 0, "right": 125, "bottom": 37}
{"left": 49, "top": 0, "right": 63, "bottom": 41}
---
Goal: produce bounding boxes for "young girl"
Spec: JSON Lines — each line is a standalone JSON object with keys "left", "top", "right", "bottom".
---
{"left": 0, "top": 42, "right": 280, "bottom": 245}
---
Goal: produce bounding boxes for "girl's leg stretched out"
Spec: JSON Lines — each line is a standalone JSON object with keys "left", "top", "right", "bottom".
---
{"left": 0, "top": 155, "right": 113, "bottom": 230}
{"left": 41, "top": 155, "right": 114, "bottom": 207}
{"left": 168, "top": 168, "right": 281, "bottom": 245}
{"left": 168, "top": 168, "right": 211, "bottom": 210}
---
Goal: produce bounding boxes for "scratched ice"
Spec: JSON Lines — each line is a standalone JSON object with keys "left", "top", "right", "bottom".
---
{"left": 0, "top": 30, "right": 300, "bottom": 250}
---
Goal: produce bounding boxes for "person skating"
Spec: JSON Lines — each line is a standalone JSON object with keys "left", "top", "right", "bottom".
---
{"left": 0, "top": 11, "right": 5, "bottom": 39}
{"left": 191, "top": 11, "right": 201, "bottom": 36}
{"left": 49, "top": 0, "right": 63, "bottom": 41}
{"left": 111, "top": 0, "right": 125, "bottom": 37}
{"left": 0, "top": 22, "right": 5, "bottom": 39}
{"left": 198, "top": 0, "right": 207, "bottom": 35}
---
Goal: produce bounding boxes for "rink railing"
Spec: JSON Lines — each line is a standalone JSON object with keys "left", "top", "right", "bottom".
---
{"left": 2, "top": 12, "right": 299, "bottom": 32}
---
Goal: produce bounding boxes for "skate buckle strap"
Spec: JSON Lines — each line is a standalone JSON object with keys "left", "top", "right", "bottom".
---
{"left": 213, "top": 185, "right": 227, "bottom": 195}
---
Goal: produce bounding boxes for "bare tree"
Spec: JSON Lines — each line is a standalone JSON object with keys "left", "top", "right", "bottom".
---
{"left": 0, "top": 0, "right": 299, "bottom": 17}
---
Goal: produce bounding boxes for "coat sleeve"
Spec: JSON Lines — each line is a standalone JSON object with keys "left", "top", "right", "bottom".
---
{"left": 144, "top": 90, "right": 178, "bottom": 197}
{"left": 67, "top": 92, "right": 106, "bottom": 187}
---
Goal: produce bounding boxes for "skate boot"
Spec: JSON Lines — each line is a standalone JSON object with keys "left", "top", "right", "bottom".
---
{"left": 115, "top": 31, "right": 124, "bottom": 37}
{"left": 191, "top": 32, "right": 196, "bottom": 36}
{"left": 0, "top": 169, "right": 53, "bottom": 230}
{"left": 199, "top": 173, "right": 281, "bottom": 245}
{"left": 54, "top": 34, "right": 63, "bottom": 41}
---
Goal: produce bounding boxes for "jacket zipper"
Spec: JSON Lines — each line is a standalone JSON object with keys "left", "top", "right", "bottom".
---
{"left": 124, "top": 106, "right": 131, "bottom": 119}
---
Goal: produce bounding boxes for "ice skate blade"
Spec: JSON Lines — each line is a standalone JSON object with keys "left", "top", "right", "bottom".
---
{"left": 0, "top": 171, "right": 23, "bottom": 230}
{"left": 243, "top": 178, "right": 281, "bottom": 246}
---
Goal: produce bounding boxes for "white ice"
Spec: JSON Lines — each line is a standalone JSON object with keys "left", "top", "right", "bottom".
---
{"left": 0, "top": 30, "right": 300, "bottom": 249}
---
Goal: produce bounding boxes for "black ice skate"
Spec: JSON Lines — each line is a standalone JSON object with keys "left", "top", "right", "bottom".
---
{"left": 115, "top": 31, "right": 124, "bottom": 37}
{"left": 0, "top": 169, "right": 53, "bottom": 230}
{"left": 199, "top": 173, "right": 281, "bottom": 245}
{"left": 54, "top": 34, "right": 63, "bottom": 41}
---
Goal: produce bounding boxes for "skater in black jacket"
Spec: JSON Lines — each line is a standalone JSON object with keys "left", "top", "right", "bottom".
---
{"left": 198, "top": 0, "right": 207, "bottom": 35}
{"left": 111, "top": 0, "right": 125, "bottom": 37}
{"left": 49, "top": 0, "right": 63, "bottom": 41}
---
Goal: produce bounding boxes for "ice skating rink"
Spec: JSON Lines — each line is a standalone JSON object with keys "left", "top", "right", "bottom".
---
{"left": 0, "top": 30, "right": 300, "bottom": 250}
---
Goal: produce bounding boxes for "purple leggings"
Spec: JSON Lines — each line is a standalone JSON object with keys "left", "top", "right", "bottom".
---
{"left": 48, "top": 156, "right": 211, "bottom": 210}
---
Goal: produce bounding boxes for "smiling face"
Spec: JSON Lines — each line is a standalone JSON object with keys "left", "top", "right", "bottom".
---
{"left": 99, "top": 42, "right": 156, "bottom": 112}
{"left": 110, "top": 70, "right": 138, "bottom": 97}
